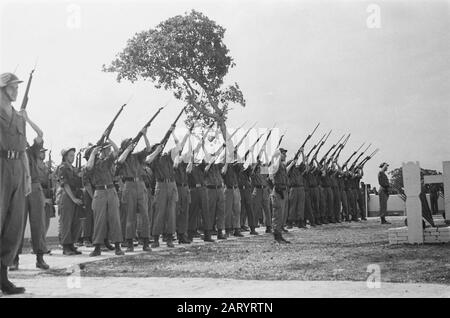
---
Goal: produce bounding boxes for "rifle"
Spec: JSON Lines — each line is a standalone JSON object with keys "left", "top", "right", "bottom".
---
{"left": 342, "top": 142, "right": 365, "bottom": 169}
{"left": 119, "top": 105, "right": 165, "bottom": 157}
{"left": 47, "top": 150, "right": 55, "bottom": 203}
{"left": 75, "top": 151, "right": 82, "bottom": 169}
{"left": 159, "top": 105, "right": 187, "bottom": 153}
{"left": 349, "top": 143, "right": 372, "bottom": 170}
{"left": 234, "top": 122, "right": 257, "bottom": 151}
{"left": 329, "top": 133, "right": 350, "bottom": 163}
{"left": 311, "top": 130, "right": 332, "bottom": 163}
{"left": 20, "top": 60, "right": 38, "bottom": 110}
{"left": 305, "top": 133, "right": 326, "bottom": 162}
{"left": 355, "top": 148, "right": 379, "bottom": 170}
{"left": 292, "top": 123, "right": 320, "bottom": 162}
{"left": 256, "top": 125, "right": 276, "bottom": 162}
{"left": 244, "top": 131, "right": 266, "bottom": 160}
{"left": 96, "top": 100, "right": 129, "bottom": 147}
{"left": 319, "top": 133, "right": 345, "bottom": 165}
{"left": 276, "top": 129, "right": 287, "bottom": 149}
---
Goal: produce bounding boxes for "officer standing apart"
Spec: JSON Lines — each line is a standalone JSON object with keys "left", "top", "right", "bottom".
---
{"left": 378, "top": 162, "right": 391, "bottom": 224}
{"left": 0, "top": 72, "right": 31, "bottom": 295}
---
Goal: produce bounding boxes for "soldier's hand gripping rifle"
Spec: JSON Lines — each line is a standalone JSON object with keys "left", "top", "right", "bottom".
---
{"left": 96, "top": 100, "right": 129, "bottom": 147}
{"left": 319, "top": 133, "right": 345, "bottom": 165}
{"left": 342, "top": 142, "right": 365, "bottom": 170}
{"left": 349, "top": 143, "right": 372, "bottom": 171}
{"left": 292, "top": 123, "right": 320, "bottom": 162}
{"left": 118, "top": 105, "right": 165, "bottom": 159}
{"left": 20, "top": 59, "right": 37, "bottom": 110}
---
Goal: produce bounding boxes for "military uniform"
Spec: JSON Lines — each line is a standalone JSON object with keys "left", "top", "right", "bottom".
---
{"left": 187, "top": 163, "right": 210, "bottom": 240}
{"left": 287, "top": 164, "right": 306, "bottom": 227}
{"left": 330, "top": 171, "right": 341, "bottom": 222}
{"left": 309, "top": 171, "right": 322, "bottom": 223}
{"left": 174, "top": 162, "right": 191, "bottom": 243}
{"left": 149, "top": 153, "right": 178, "bottom": 246}
{"left": 251, "top": 164, "right": 271, "bottom": 230}
{"left": 337, "top": 172, "right": 349, "bottom": 221}
{"left": 302, "top": 167, "right": 316, "bottom": 226}
{"left": 222, "top": 163, "right": 242, "bottom": 236}
{"left": 57, "top": 159, "right": 83, "bottom": 249}
{"left": 204, "top": 164, "right": 225, "bottom": 238}
{"left": 238, "top": 165, "right": 257, "bottom": 234}
{"left": 269, "top": 152, "right": 289, "bottom": 242}
{"left": 116, "top": 150, "right": 150, "bottom": 247}
{"left": 378, "top": 169, "right": 390, "bottom": 219}
{"left": 81, "top": 166, "right": 94, "bottom": 244}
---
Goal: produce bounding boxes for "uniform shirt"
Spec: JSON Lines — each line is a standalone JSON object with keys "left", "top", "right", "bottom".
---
{"left": 222, "top": 163, "right": 239, "bottom": 188}
{"left": 309, "top": 173, "right": 319, "bottom": 187}
{"left": 251, "top": 165, "right": 268, "bottom": 187}
{"left": 204, "top": 164, "right": 220, "bottom": 186}
{"left": 58, "top": 162, "right": 82, "bottom": 192}
{"left": 237, "top": 165, "right": 252, "bottom": 188}
{"left": 150, "top": 153, "right": 175, "bottom": 181}
{"left": 26, "top": 139, "right": 44, "bottom": 184}
{"left": 303, "top": 173, "right": 310, "bottom": 190}
{"left": 330, "top": 173, "right": 339, "bottom": 189}
{"left": 117, "top": 150, "right": 148, "bottom": 179}
{"left": 174, "top": 162, "right": 188, "bottom": 185}
{"left": 0, "top": 107, "right": 27, "bottom": 152}
{"left": 320, "top": 174, "right": 330, "bottom": 188}
{"left": 337, "top": 174, "right": 345, "bottom": 190}
{"left": 142, "top": 166, "right": 156, "bottom": 190}
{"left": 378, "top": 171, "right": 390, "bottom": 189}
{"left": 288, "top": 166, "right": 304, "bottom": 187}
{"left": 269, "top": 162, "right": 288, "bottom": 188}
{"left": 188, "top": 163, "right": 205, "bottom": 187}
{"left": 343, "top": 175, "right": 352, "bottom": 191}
{"left": 87, "top": 154, "right": 115, "bottom": 186}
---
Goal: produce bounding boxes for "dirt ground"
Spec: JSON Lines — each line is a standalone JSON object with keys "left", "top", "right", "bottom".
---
{"left": 71, "top": 219, "right": 450, "bottom": 284}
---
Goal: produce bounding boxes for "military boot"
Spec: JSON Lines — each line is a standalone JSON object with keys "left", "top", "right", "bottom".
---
{"left": 89, "top": 244, "right": 102, "bottom": 257}
{"left": 249, "top": 227, "right": 259, "bottom": 235}
{"left": 104, "top": 239, "right": 115, "bottom": 251}
{"left": 203, "top": 230, "right": 215, "bottom": 242}
{"left": 115, "top": 243, "right": 125, "bottom": 256}
{"left": 265, "top": 226, "right": 272, "bottom": 233}
{"left": 1, "top": 264, "right": 25, "bottom": 295}
{"left": 36, "top": 254, "right": 50, "bottom": 270}
{"left": 126, "top": 239, "right": 134, "bottom": 252}
{"left": 273, "top": 231, "right": 285, "bottom": 244}
{"left": 142, "top": 238, "right": 152, "bottom": 252}
{"left": 9, "top": 255, "right": 19, "bottom": 271}
{"left": 233, "top": 228, "right": 244, "bottom": 237}
{"left": 63, "top": 244, "right": 76, "bottom": 256}
{"left": 151, "top": 235, "right": 160, "bottom": 248}
{"left": 166, "top": 234, "right": 175, "bottom": 248}
{"left": 217, "top": 229, "right": 227, "bottom": 240}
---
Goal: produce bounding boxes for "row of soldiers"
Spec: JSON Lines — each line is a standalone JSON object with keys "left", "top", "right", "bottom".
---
{"left": 0, "top": 71, "right": 378, "bottom": 295}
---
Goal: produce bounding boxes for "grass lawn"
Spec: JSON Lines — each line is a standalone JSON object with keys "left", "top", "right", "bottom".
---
{"left": 50, "top": 218, "right": 450, "bottom": 284}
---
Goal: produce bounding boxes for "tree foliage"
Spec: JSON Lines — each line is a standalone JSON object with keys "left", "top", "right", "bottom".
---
{"left": 103, "top": 10, "right": 245, "bottom": 138}
{"left": 389, "top": 167, "right": 442, "bottom": 193}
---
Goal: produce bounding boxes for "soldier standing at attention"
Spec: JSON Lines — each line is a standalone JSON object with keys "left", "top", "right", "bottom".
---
{"left": 237, "top": 162, "right": 258, "bottom": 235}
{"left": 0, "top": 72, "right": 31, "bottom": 294}
{"left": 309, "top": 164, "right": 322, "bottom": 225}
{"left": 336, "top": 163, "right": 349, "bottom": 222}
{"left": 286, "top": 155, "right": 306, "bottom": 228}
{"left": 86, "top": 141, "right": 125, "bottom": 257}
{"left": 378, "top": 162, "right": 391, "bottom": 224}
{"left": 355, "top": 168, "right": 367, "bottom": 221}
{"left": 329, "top": 162, "right": 341, "bottom": 223}
{"left": 116, "top": 127, "right": 152, "bottom": 252}
{"left": 269, "top": 148, "right": 290, "bottom": 244}
{"left": 13, "top": 132, "right": 51, "bottom": 271}
{"left": 57, "top": 148, "right": 84, "bottom": 255}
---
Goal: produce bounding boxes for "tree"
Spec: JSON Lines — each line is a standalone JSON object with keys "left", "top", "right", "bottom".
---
{"left": 103, "top": 10, "right": 245, "bottom": 143}
{"left": 389, "top": 167, "right": 441, "bottom": 193}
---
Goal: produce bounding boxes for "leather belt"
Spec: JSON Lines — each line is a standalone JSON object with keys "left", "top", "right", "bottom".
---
{"left": 275, "top": 187, "right": 287, "bottom": 191}
{"left": 226, "top": 185, "right": 238, "bottom": 190}
{"left": 189, "top": 184, "right": 203, "bottom": 189}
{"left": 123, "top": 177, "right": 141, "bottom": 182}
{"left": 238, "top": 186, "right": 250, "bottom": 190}
{"left": 95, "top": 184, "right": 115, "bottom": 190}
{"left": 157, "top": 178, "right": 174, "bottom": 183}
{"left": 176, "top": 183, "right": 188, "bottom": 187}
{"left": 254, "top": 185, "right": 266, "bottom": 189}
{"left": 0, "top": 149, "right": 24, "bottom": 160}
{"left": 206, "top": 185, "right": 222, "bottom": 189}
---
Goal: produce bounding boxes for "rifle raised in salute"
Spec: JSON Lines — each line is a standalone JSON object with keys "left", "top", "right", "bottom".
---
{"left": 341, "top": 142, "right": 365, "bottom": 169}
{"left": 95, "top": 99, "right": 130, "bottom": 147}
{"left": 20, "top": 59, "right": 38, "bottom": 110}
{"left": 349, "top": 143, "right": 372, "bottom": 170}
{"left": 291, "top": 122, "right": 320, "bottom": 162}
{"left": 319, "top": 133, "right": 345, "bottom": 165}
{"left": 330, "top": 133, "right": 350, "bottom": 163}
{"left": 159, "top": 105, "right": 187, "bottom": 153}
{"left": 311, "top": 129, "right": 332, "bottom": 164}
{"left": 355, "top": 148, "right": 379, "bottom": 170}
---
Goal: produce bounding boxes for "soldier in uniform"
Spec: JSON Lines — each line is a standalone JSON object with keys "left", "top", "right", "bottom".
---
{"left": 116, "top": 127, "right": 152, "bottom": 252}
{"left": 329, "top": 163, "right": 341, "bottom": 223}
{"left": 13, "top": 134, "right": 51, "bottom": 271}
{"left": 237, "top": 162, "right": 258, "bottom": 235}
{"left": 57, "top": 148, "right": 84, "bottom": 255}
{"left": 204, "top": 149, "right": 226, "bottom": 240}
{"left": 378, "top": 162, "right": 391, "bottom": 224}
{"left": 355, "top": 168, "right": 367, "bottom": 221}
{"left": 286, "top": 156, "right": 306, "bottom": 228}
{"left": 86, "top": 141, "right": 125, "bottom": 257}
{"left": 251, "top": 160, "right": 272, "bottom": 233}
{"left": 81, "top": 148, "right": 95, "bottom": 247}
{"left": 269, "top": 148, "right": 290, "bottom": 243}
{"left": 222, "top": 155, "right": 243, "bottom": 238}
{"left": 0, "top": 72, "right": 30, "bottom": 294}
{"left": 309, "top": 165, "right": 322, "bottom": 225}
{"left": 336, "top": 164, "right": 349, "bottom": 222}
{"left": 146, "top": 128, "right": 179, "bottom": 248}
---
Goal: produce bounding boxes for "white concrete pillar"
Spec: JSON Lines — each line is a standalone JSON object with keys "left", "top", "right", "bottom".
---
{"left": 402, "top": 161, "right": 423, "bottom": 244}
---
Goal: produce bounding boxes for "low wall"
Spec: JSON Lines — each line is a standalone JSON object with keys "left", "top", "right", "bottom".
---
{"left": 388, "top": 226, "right": 450, "bottom": 244}
{"left": 367, "top": 194, "right": 444, "bottom": 217}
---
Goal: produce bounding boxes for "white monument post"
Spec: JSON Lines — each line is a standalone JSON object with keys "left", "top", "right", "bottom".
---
{"left": 402, "top": 161, "right": 423, "bottom": 244}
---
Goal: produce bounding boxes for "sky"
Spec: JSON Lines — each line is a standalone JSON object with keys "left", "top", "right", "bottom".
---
{"left": 1, "top": 0, "right": 449, "bottom": 187}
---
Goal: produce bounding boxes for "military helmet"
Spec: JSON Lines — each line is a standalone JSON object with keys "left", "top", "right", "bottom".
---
{"left": 0, "top": 73, "right": 23, "bottom": 88}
